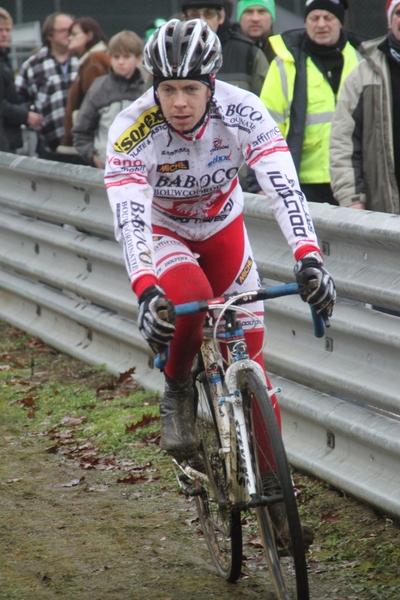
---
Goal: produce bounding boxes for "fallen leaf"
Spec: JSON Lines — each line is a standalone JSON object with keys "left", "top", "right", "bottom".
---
{"left": 116, "top": 367, "right": 136, "bottom": 385}
{"left": 59, "top": 415, "right": 88, "bottom": 426}
{"left": 61, "top": 476, "right": 85, "bottom": 487}
{"left": 117, "top": 474, "right": 147, "bottom": 484}
{"left": 125, "top": 414, "right": 160, "bottom": 433}
{"left": 6, "top": 478, "right": 22, "bottom": 484}
{"left": 247, "top": 535, "right": 264, "bottom": 549}
{"left": 321, "top": 511, "right": 342, "bottom": 523}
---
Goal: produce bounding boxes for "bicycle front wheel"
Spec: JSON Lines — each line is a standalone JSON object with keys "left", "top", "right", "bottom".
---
{"left": 240, "top": 371, "right": 309, "bottom": 600}
{"left": 193, "top": 371, "right": 243, "bottom": 582}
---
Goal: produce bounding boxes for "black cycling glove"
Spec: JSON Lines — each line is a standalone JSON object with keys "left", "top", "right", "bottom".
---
{"left": 294, "top": 252, "right": 336, "bottom": 322}
{"left": 138, "top": 285, "right": 176, "bottom": 355}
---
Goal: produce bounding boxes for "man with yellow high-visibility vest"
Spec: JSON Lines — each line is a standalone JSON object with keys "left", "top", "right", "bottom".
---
{"left": 257, "top": 0, "right": 365, "bottom": 205}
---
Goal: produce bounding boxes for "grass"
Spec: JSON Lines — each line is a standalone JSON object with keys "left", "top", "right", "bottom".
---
{"left": 1, "top": 322, "right": 400, "bottom": 599}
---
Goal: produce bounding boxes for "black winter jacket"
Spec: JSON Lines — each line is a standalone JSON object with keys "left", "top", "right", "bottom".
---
{"left": 0, "top": 49, "right": 29, "bottom": 149}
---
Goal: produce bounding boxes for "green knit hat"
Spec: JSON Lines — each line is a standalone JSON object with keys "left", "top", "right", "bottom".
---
{"left": 237, "top": 0, "right": 276, "bottom": 22}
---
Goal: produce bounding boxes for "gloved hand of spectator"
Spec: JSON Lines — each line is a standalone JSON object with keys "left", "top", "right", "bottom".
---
{"left": 294, "top": 252, "right": 336, "bottom": 323}
{"left": 138, "top": 285, "right": 176, "bottom": 354}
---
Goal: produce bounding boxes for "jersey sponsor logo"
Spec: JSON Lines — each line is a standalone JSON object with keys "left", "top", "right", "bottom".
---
{"left": 223, "top": 103, "right": 264, "bottom": 133}
{"left": 156, "top": 160, "right": 189, "bottom": 173}
{"left": 236, "top": 257, "right": 253, "bottom": 285}
{"left": 116, "top": 200, "right": 153, "bottom": 269}
{"left": 107, "top": 156, "right": 146, "bottom": 173}
{"left": 155, "top": 167, "right": 239, "bottom": 190}
{"left": 252, "top": 127, "right": 281, "bottom": 148}
{"left": 113, "top": 106, "right": 164, "bottom": 153}
{"left": 226, "top": 103, "right": 263, "bottom": 121}
{"left": 161, "top": 147, "right": 190, "bottom": 156}
{"left": 207, "top": 153, "right": 231, "bottom": 168}
{"left": 108, "top": 156, "right": 144, "bottom": 167}
{"left": 210, "top": 137, "right": 229, "bottom": 154}
{"left": 268, "top": 171, "right": 314, "bottom": 237}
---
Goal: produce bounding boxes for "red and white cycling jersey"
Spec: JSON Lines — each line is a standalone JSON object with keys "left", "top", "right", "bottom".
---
{"left": 105, "top": 80, "right": 320, "bottom": 290}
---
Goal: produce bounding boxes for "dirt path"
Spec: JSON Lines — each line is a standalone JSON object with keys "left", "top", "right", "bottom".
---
{"left": 1, "top": 321, "right": 399, "bottom": 600}
{"left": 0, "top": 433, "right": 296, "bottom": 600}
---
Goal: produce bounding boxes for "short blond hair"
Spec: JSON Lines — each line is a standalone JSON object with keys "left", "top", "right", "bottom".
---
{"left": 108, "top": 30, "right": 143, "bottom": 57}
{"left": 0, "top": 8, "right": 13, "bottom": 25}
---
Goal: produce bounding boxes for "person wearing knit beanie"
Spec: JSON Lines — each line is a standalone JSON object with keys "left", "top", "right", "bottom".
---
{"left": 237, "top": 1, "right": 275, "bottom": 60}
{"left": 387, "top": 0, "right": 400, "bottom": 27}
{"left": 255, "top": 0, "right": 363, "bottom": 204}
{"left": 304, "top": 0, "right": 349, "bottom": 25}
{"left": 181, "top": 0, "right": 223, "bottom": 11}
{"left": 304, "top": 0, "right": 347, "bottom": 47}
{"left": 237, "top": 0, "right": 276, "bottom": 23}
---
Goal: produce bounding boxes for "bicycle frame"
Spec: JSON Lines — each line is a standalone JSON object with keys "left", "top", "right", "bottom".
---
{"left": 162, "top": 283, "right": 326, "bottom": 510}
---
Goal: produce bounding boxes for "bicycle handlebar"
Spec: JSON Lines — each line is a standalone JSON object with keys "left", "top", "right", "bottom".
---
{"left": 154, "top": 283, "right": 326, "bottom": 369}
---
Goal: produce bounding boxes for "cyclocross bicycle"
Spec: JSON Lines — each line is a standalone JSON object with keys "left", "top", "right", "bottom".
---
{"left": 156, "top": 283, "right": 325, "bottom": 600}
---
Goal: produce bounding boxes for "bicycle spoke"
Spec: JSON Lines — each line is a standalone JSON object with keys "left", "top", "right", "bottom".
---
{"left": 193, "top": 371, "right": 243, "bottom": 582}
{"left": 240, "top": 371, "right": 309, "bottom": 600}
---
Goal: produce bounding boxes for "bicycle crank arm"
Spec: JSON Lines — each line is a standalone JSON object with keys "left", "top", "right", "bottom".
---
{"left": 247, "top": 492, "right": 284, "bottom": 508}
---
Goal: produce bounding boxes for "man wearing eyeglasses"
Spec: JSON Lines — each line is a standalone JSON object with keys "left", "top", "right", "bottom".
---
{"left": 181, "top": 0, "right": 269, "bottom": 96}
{"left": 15, "top": 12, "right": 79, "bottom": 161}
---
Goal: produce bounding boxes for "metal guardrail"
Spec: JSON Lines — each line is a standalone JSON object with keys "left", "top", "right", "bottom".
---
{"left": 1, "top": 153, "right": 400, "bottom": 518}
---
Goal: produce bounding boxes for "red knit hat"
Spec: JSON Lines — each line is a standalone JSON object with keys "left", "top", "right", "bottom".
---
{"left": 387, "top": 0, "right": 400, "bottom": 26}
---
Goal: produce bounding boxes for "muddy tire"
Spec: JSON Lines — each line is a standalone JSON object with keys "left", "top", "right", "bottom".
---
{"left": 240, "top": 371, "right": 309, "bottom": 600}
{"left": 193, "top": 371, "right": 242, "bottom": 582}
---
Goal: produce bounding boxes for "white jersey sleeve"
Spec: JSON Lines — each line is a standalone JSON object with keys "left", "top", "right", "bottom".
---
{"left": 229, "top": 92, "right": 320, "bottom": 257}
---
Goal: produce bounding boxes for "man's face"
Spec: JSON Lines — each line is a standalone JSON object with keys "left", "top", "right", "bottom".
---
{"left": 390, "top": 3, "right": 400, "bottom": 41}
{"left": 156, "top": 79, "right": 211, "bottom": 132}
{"left": 0, "top": 20, "right": 12, "bottom": 50}
{"left": 49, "top": 15, "right": 73, "bottom": 52}
{"left": 240, "top": 6, "right": 273, "bottom": 41}
{"left": 305, "top": 10, "right": 341, "bottom": 46}
{"left": 184, "top": 7, "right": 225, "bottom": 32}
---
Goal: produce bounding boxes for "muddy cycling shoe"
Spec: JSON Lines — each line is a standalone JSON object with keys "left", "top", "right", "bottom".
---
{"left": 160, "top": 375, "right": 200, "bottom": 459}
{"left": 261, "top": 472, "right": 315, "bottom": 552}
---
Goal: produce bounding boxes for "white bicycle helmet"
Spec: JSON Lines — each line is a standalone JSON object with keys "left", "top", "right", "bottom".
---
{"left": 143, "top": 18, "right": 222, "bottom": 78}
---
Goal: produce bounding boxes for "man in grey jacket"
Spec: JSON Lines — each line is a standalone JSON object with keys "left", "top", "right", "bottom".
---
{"left": 330, "top": 1, "right": 400, "bottom": 213}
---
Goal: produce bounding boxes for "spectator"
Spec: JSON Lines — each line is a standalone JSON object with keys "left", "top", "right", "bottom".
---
{"left": 330, "top": 1, "right": 400, "bottom": 213}
{"left": 144, "top": 19, "right": 167, "bottom": 42}
{"left": 0, "top": 52, "right": 8, "bottom": 150}
{"left": 72, "top": 30, "right": 145, "bottom": 168}
{"left": 181, "top": 0, "right": 269, "bottom": 95}
{"left": 222, "top": 0, "right": 237, "bottom": 20}
{"left": 0, "top": 8, "right": 43, "bottom": 152}
{"left": 15, "top": 12, "right": 78, "bottom": 160}
{"left": 259, "top": 0, "right": 363, "bottom": 205}
{"left": 237, "top": 0, "right": 276, "bottom": 62}
{"left": 57, "top": 17, "right": 109, "bottom": 156}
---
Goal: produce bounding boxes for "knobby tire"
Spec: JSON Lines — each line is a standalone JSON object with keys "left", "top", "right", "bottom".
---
{"left": 240, "top": 371, "right": 309, "bottom": 600}
{"left": 193, "top": 371, "right": 243, "bottom": 582}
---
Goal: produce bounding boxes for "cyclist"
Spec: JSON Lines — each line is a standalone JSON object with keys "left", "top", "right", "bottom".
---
{"left": 105, "top": 19, "right": 335, "bottom": 499}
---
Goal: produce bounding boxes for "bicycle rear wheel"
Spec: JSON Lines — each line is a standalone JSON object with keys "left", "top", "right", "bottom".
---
{"left": 239, "top": 371, "right": 309, "bottom": 600}
{"left": 193, "top": 371, "right": 243, "bottom": 582}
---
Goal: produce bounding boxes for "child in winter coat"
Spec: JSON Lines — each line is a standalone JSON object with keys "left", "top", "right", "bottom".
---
{"left": 72, "top": 30, "right": 145, "bottom": 168}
